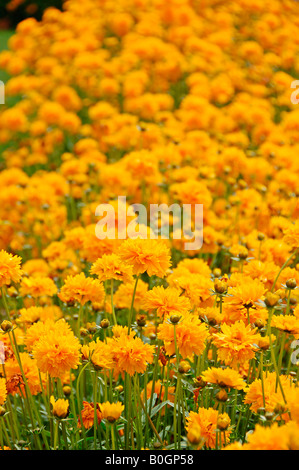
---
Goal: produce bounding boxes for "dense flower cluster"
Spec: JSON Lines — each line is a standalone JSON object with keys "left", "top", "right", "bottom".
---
{"left": 0, "top": 0, "right": 299, "bottom": 451}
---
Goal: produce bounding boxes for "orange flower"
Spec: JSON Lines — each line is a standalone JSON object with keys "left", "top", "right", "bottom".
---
{"left": 212, "top": 321, "right": 260, "bottom": 368}
{"left": 0, "top": 250, "right": 23, "bottom": 288}
{"left": 119, "top": 239, "right": 171, "bottom": 277}
{"left": 283, "top": 221, "right": 299, "bottom": 250}
{"left": 20, "top": 276, "right": 57, "bottom": 298}
{"left": 24, "top": 319, "right": 55, "bottom": 351}
{"left": 271, "top": 315, "right": 299, "bottom": 336}
{"left": 88, "top": 339, "right": 115, "bottom": 371}
{"left": 58, "top": 273, "right": 104, "bottom": 306}
{"left": 245, "top": 423, "right": 290, "bottom": 450}
{"left": 99, "top": 401, "right": 124, "bottom": 423}
{"left": 226, "top": 278, "right": 266, "bottom": 310}
{"left": 157, "top": 314, "right": 208, "bottom": 359}
{"left": 5, "top": 352, "right": 46, "bottom": 396}
{"left": 142, "top": 285, "right": 191, "bottom": 319}
{"left": 32, "top": 319, "right": 81, "bottom": 378}
{"left": 114, "top": 280, "right": 148, "bottom": 312}
{"left": 90, "top": 254, "right": 133, "bottom": 283}
{"left": 201, "top": 367, "right": 245, "bottom": 390}
{"left": 186, "top": 407, "right": 230, "bottom": 449}
{"left": 17, "top": 306, "right": 41, "bottom": 325}
{"left": 244, "top": 371, "right": 293, "bottom": 413}
{"left": 78, "top": 401, "right": 102, "bottom": 429}
{"left": 0, "top": 378, "right": 7, "bottom": 405}
{"left": 109, "top": 334, "right": 154, "bottom": 376}
{"left": 50, "top": 396, "right": 70, "bottom": 419}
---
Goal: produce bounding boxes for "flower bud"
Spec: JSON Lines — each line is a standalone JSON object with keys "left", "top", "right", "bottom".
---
{"left": 215, "top": 389, "right": 228, "bottom": 402}
{"left": 217, "top": 413, "right": 230, "bottom": 431}
{"left": 213, "top": 268, "right": 222, "bottom": 278}
{"left": 286, "top": 278, "right": 297, "bottom": 290}
{"left": 178, "top": 360, "right": 191, "bottom": 375}
{"left": 264, "top": 292, "right": 280, "bottom": 307}
{"left": 265, "top": 411, "right": 275, "bottom": 421}
{"left": 0, "top": 320, "right": 13, "bottom": 332}
{"left": 86, "top": 322, "right": 97, "bottom": 334}
{"left": 63, "top": 386, "right": 72, "bottom": 397}
{"left": 136, "top": 315, "right": 147, "bottom": 327}
{"left": 214, "top": 279, "right": 227, "bottom": 294}
{"left": 100, "top": 319, "right": 110, "bottom": 329}
{"left": 187, "top": 426, "right": 202, "bottom": 446}
{"left": 254, "top": 318, "right": 264, "bottom": 329}
{"left": 170, "top": 315, "right": 181, "bottom": 324}
{"left": 193, "top": 376, "right": 207, "bottom": 389}
{"left": 80, "top": 328, "right": 89, "bottom": 337}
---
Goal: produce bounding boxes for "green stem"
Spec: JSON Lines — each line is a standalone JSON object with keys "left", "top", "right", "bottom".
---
{"left": 271, "top": 249, "right": 298, "bottom": 292}
{"left": 128, "top": 276, "right": 139, "bottom": 334}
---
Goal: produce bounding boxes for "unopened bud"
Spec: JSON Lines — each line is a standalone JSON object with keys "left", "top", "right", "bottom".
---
{"left": 63, "top": 386, "right": 72, "bottom": 397}
{"left": 215, "top": 389, "right": 228, "bottom": 402}
{"left": 170, "top": 315, "right": 181, "bottom": 324}
{"left": 0, "top": 320, "right": 13, "bottom": 332}
{"left": 214, "top": 279, "right": 227, "bottom": 295}
{"left": 178, "top": 360, "right": 191, "bottom": 375}
{"left": 286, "top": 278, "right": 297, "bottom": 290}
{"left": 213, "top": 268, "right": 222, "bottom": 278}
{"left": 136, "top": 315, "right": 147, "bottom": 327}
{"left": 187, "top": 427, "right": 202, "bottom": 446}
{"left": 264, "top": 292, "right": 280, "bottom": 307}
{"left": 217, "top": 413, "right": 230, "bottom": 431}
{"left": 100, "top": 319, "right": 110, "bottom": 329}
{"left": 254, "top": 319, "right": 264, "bottom": 329}
{"left": 274, "top": 402, "right": 287, "bottom": 414}
{"left": 193, "top": 377, "right": 207, "bottom": 389}
{"left": 265, "top": 411, "right": 275, "bottom": 421}
{"left": 86, "top": 322, "right": 97, "bottom": 334}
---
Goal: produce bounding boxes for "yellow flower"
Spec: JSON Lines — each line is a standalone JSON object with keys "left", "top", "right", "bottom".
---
{"left": 244, "top": 371, "right": 293, "bottom": 414}
{"left": 0, "top": 378, "right": 7, "bottom": 405}
{"left": 201, "top": 367, "right": 245, "bottom": 390}
{"left": 142, "top": 285, "right": 191, "bottom": 319}
{"left": 186, "top": 407, "right": 230, "bottom": 449}
{"left": 246, "top": 423, "right": 290, "bottom": 450}
{"left": 4, "top": 352, "right": 46, "bottom": 396}
{"left": 119, "top": 239, "right": 171, "bottom": 278}
{"left": 50, "top": 396, "right": 70, "bottom": 419}
{"left": 32, "top": 319, "right": 81, "bottom": 378}
{"left": 99, "top": 401, "right": 124, "bottom": 423}
{"left": 0, "top": 250, "right": 23, "bottom": 288}
{"left": 88, "top": 339, "right": 115, "bottom": 371}
{"left": 58, "top": 273, "right": 104, "bottom": 306}
{"left": 108, "top": 334, "right": 154, "bottom": 376}
{"left": 212, "top": 321, "right": 260, "bottom": 368}
{"left": 271, "top": 315, "right": 299, "bottom": 336}
{"left": 158, "top": 314, "right": 208, "bottom": 359}
{"left": 283, "top": 221, "right": 299, "bottom": 250}
{"left": 90, "top": 254, "right": 133, "bottom": 283}
{"left": 20, "top": 276, "right": 57, "bottom": 298}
